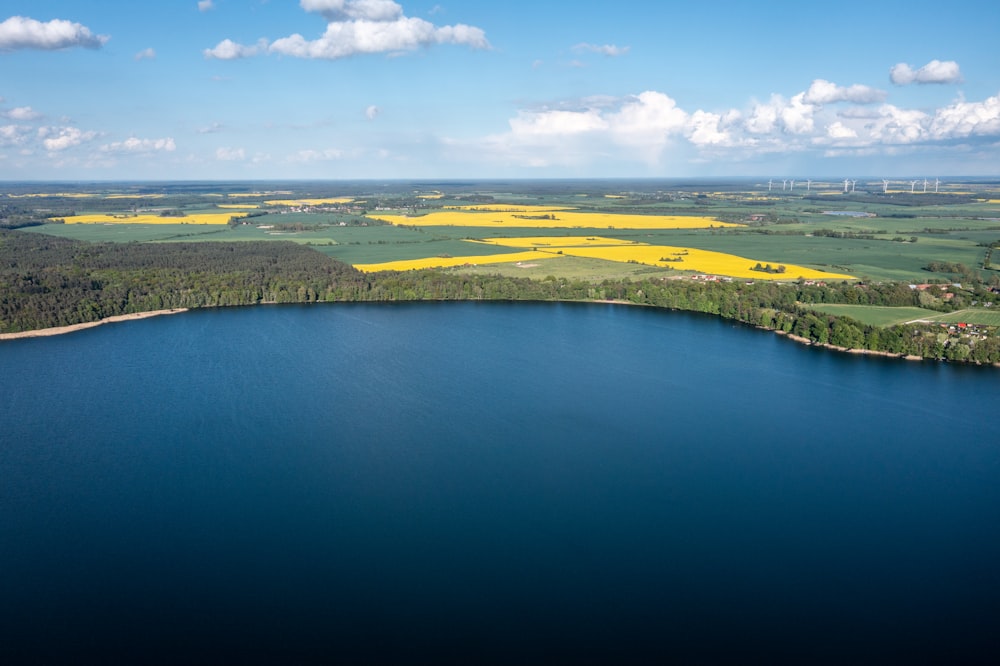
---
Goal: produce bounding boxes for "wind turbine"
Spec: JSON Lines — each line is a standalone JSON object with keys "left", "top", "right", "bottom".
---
{"left": 790, "top": 179, "right": 795, "bottom": 191}
{"left": 882, "top": 179, "right": 889, "bottom": 194}
{"left": 851, "top": 179, "right": 857, "bottom": 193}
{"left": 923, "top": 178, "right": 928, "bottom": 193}
{"left": 782, "top": 179, "right": 787, "bottom": 191}
{"left": 806, "top": 179, "right": 812, "bottom": 191}
{"left": 843, "top": 178, "right": 850, "bottom": 193}
{"left": 935, "top": 178, "right": 940, "bottom": 193}
{"left": 768, "top": 179, "right": 773, "bottom": 192}
{"left": 910, "top": 180, "right": 918, "bottom": 193}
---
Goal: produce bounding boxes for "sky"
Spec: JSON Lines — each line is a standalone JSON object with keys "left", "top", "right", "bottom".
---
{"left": 1, "top": 0, "right": 998, "bottom": 180}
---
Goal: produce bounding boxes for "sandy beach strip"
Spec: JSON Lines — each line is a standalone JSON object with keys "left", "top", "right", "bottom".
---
{"left": 0, "top": 309, "right": 189, "bottom": 340}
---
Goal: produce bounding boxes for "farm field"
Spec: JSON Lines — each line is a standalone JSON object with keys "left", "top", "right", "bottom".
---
{"left": 922, "top": 309, "right": 1000, "bottom": 326}
{"left": 7, "top": 178, "right": 1000, "bottom": 283}
{"left": 475, "top": 236, "right": 854, "bottom": 280}
{"left": 368, "top": 208, "right": 739, "bottom": 230}
{"left": 57, "top": 213, "right": 244, "bottom": 225}
{"left": 807, "top": 304, "right": 1000, "bottom": 327}
{"left": 804, "top": 305, "right": 939, "bottom": 327}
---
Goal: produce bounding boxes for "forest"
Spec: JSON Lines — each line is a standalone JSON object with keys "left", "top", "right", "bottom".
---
{"left": 3, "top": 230, "right": 998, "bottom": 364}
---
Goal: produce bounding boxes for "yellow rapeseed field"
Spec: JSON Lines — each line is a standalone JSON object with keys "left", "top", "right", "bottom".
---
{"left": 482, "top": 237, "right": 853, "bottom": 279}
{"left": 354, "top": 251, "right": 557, "bottom": 273}
{"left": 59, "top": 213, "right": 245, "bottom": 225}
{"left": 217, "top": 203, "right": 259, "bottom": 209}
{"left": 105, "top": 194, "right": 166, "bottom": 199}
{"left": 370, "top": 208, "right": 736, "bottom": 229}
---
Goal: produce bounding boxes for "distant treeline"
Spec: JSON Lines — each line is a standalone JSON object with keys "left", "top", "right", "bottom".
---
{"left": 1, "top": 230, "right": 998, "bottom": 363}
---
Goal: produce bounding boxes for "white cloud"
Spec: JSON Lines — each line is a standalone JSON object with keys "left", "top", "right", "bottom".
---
{"left": 572, "top": 43, "right": 630, "bottom": 57}
{"left": 687, "top": 110, "right": 733, "bottom": 146}
{"left": 134, "top": 47, "right": 156, "bottom": 61}
{"left": 825, "top": 121, "right": 858, "bottom": 139}
{"left": 0, "top": 124, "right": 32, "bottom": 146}
{"left": 928, "top": 94, "right": 1000, "bottom": 139}
{"left": 462, "top": 72, "right": 1000, "bottom": 173}
{"left": 204, "top": 38, "right": 269, "bottom": 60}
{"left": 210, "top": 1, "right": 488, "bottom": 60}
{"left": 216, "top": 146, "right": 245, "bottom": 160}
{"left": 269, "top": 17, "right": 487, "bottom": 59}
{"left": 803, "top": 79, "right": 886, "bottom": 105}
{"left": 509, "top": 108, "right": 607, "bottom": 136}
{"left": 365, "top": 105, "right": 380, "bottom": 120}
{"left": 0, "top": 16, "right": 108, "bottom": 51}
{"left": 198, "top": 0, "right": 215, "bottom": 11}
{"left": 287, "top": 148, "right": 345, "bottom": 162}
{"left": 4, "top": 106, "right": 41, "bottom": 121}
{"left": 197, "top": 122, "right": 225, "bottom": 134}
{"left": 100, "top": 137, "right": 176, "bottom": 153}
{"left": 608, "top": 91, "right": 689, "bottom": 161}
{"left": 38, "top": 126, "right": 97, "bottom": 152}
{"left": 865, "top": 104, "right": 930, "bottom": 144}
{"left": 781, "top": 93, "right": 816, "bottom": 134}
{"left": 890, "top": 59, "right": 963, "bottom": 85}
{"left": 745, "top": 96, "right": 781, "bottom": 134}
{"left": 301, "top": 0, "right": 404, "bottom": 21}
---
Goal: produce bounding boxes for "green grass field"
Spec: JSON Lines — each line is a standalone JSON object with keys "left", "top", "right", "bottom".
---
{"left": 921, "top": 309, "right": 1000, "bottom": 326}
{"left": 805, "top": 304, "right": 1000, "bottom": 327}
{"left": 805, "top": 305, "right": 938, "bottom": 326}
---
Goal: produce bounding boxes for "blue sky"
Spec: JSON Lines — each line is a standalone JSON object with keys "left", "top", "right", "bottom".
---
{"left": 1, "top": 0, "right": 998, "bottom": 180}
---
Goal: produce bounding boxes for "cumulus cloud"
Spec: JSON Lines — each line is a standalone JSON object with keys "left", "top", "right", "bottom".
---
{"left": 0, "top": 16, "right": 108, "bottom": 51}
{"left": 890, "top": 59, "right": 963, "bottom": 85}
{"left": 4, "top": 106, "right": 41, "bottom": 121}
{"left": 928, "top": 93, "right": 1000, "bottom": 139}
{"left": 365, "top": 105, "right": 380, "bottom": 120}
{"left": 134, "top": 47, "right": 155, "bottom": 61}
{"left": 216, "top": 146, "right": 245, "bottom": 160}
{"left": 0, "top": 124, "right": 32, "bottom": 146}
{"left": 301, "top": 0, "right": 404, "bottom": 21}
{"left": 825, "top": 121, "right": 857, "bottom": 139}
{"left": 100, "top": 137, "right": 176, "bottom": 153}
{"left": 204, "top": 38, "right": 268, "bottom": 60}
{"left": 208, "top": 0, "right": 488, "bottom": 60}
{"left": 466, "top": 69, "right": 1000, "bottom": 171}
{"left": 37, "top": 126, "right": 97, "bottom": 152}
{"left": 803, "top": 79, "right": 886, "bottom": 105}
{"left": 198, "top": 0, "right": 215, "bottom": 11}
{"left": 572, "top": 43, "right": 630, "bottom": 57}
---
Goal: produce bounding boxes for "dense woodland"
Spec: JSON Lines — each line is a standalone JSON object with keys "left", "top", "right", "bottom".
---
{"left": 2, "top": 230, "right": 998, "bottom": 364}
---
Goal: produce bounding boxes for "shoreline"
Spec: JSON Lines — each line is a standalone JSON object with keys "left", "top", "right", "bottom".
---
{"left": 774, "top": 330, "right": 924, "bottom": 361}
{"left": 0, "top": 309, "right": 189, "bottom": 341}
{"left": 2, "top": 301, "right": 997, "bottom": 367}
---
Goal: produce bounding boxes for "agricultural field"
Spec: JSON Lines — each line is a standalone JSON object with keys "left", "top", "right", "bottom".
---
{"left": 922, "top": 309, "right": 1000, "bottom": 326}
{"left": 804, "top": 305, "right": 939, "bottom": 327}
{"left": 56, "top": 213, "right": 244, "bottom": 225}
{"left": 806, "top": 304, "right": 1000, "bottom": 327}
{"left": 367, "top": 206, "right": 739, "bottom": 230}
{"left": 6, "top": 178, "right": 1000, "bottom": 283}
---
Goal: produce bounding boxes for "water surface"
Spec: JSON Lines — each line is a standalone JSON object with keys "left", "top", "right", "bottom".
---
{"left": 1, "top": 302, "right": 998, "bottom": 664}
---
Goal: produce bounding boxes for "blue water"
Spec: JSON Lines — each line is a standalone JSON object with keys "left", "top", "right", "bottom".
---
{"left": 1, "top": 302, "right": 999, "bottom": 664}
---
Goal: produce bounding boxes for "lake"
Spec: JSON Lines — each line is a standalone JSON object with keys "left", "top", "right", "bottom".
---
{"left": 1, "top": 302, "right": 998, "bottom": 664}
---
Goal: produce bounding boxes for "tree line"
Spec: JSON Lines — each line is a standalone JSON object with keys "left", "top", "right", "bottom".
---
{"left": 2, "top": 230, "right": 998, "bottom": 364}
